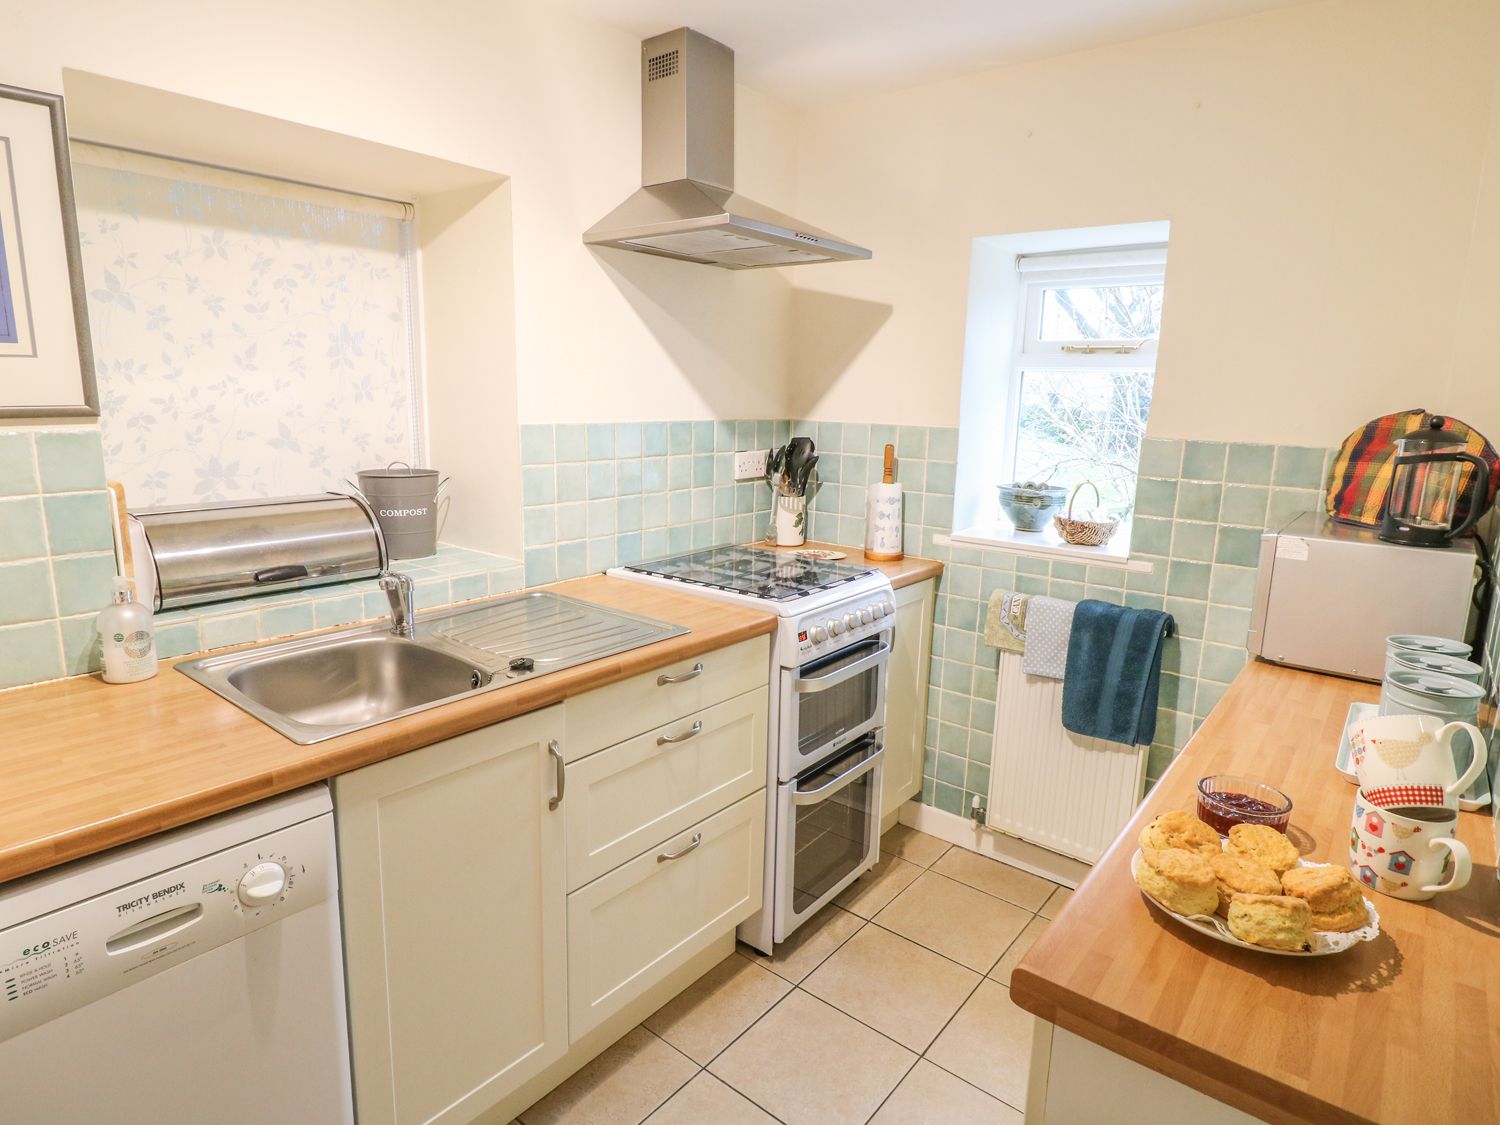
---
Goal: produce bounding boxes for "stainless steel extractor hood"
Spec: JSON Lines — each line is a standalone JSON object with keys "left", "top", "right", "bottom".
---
{"left": 584, "top": 28, "right": 872, "bottom": 269}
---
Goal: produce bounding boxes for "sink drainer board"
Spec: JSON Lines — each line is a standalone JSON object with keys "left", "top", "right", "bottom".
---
{"left": 176, "top": 591, "right": 687, "bottom": 745}
{"left": 427, "top": 592, "right": 688, "bottom": 674}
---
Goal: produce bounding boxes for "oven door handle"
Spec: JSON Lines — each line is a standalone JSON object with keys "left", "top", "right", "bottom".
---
{"left": 793, "top": 640, "right": 890, "bottom": 694}
{"left": 792, "top": 743, "right": 885, "bottom": 804}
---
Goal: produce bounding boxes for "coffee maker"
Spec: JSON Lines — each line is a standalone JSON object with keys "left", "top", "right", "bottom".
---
{"left": 1379, "top": 418, "right": 1492, "bottom": 548}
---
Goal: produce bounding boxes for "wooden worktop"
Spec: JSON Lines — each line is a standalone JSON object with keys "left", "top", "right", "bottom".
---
{"left": 748, "top": 539, "right": 944, "bottom": 589}
{"left": 0, "top": 576, "right": 776, "bottom": 886}
{"left": 1011, "top": 660, "right": 1500, "bottom": 1125}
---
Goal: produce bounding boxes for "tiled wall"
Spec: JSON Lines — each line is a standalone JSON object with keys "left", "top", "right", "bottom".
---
{"left": 151, "top": 547, "right": 525, "bottom": 660}
{"left": 0, "top": 430, "right": 118, "bottom": 689}
{"left": 518, "top": 420, "right": 786, "bottom": 586}
{"left": 0, "top": 427, "right": 524, "bottom": 690}
{"left": 798, "top": 423, "right": 1334, "bottom": 819}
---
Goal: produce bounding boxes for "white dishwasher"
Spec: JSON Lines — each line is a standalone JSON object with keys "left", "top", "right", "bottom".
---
{"left": 0, "top": 784, "right": 354, "bottom": 1124}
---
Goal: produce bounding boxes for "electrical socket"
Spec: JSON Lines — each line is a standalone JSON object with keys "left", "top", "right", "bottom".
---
{"left": 734, "top": 449, "right": 769, "bottom": 482}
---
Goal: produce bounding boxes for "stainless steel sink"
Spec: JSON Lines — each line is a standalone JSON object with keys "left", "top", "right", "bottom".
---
{"left": 177, "top": 591, "right": 687, "bottom": 744}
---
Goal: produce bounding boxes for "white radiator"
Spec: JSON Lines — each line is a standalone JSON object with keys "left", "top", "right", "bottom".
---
{"left": 986, "top": 651, "right": 1147, "bottom": 864}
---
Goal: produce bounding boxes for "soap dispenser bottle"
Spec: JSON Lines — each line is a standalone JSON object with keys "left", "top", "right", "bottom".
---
{"left": 97, "top": 577, "right": 158, "bottom": 683}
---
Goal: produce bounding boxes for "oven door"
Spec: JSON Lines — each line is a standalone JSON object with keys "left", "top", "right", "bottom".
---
{"left": 773, "top": 734, "right": 884, "bottom": 943}
{"left": 781, "top": 631, "right": 891, "bottom": 778}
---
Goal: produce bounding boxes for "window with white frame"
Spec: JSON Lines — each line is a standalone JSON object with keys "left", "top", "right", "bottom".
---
{"left": 1004, "top": 246, "right": 1165, "bottom": 514}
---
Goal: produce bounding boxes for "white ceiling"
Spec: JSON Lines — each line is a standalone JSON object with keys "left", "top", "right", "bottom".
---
{"left": 555, "top": 0, "right": 1313, "bottom": 105}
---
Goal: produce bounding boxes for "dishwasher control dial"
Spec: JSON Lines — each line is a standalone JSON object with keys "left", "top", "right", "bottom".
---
{"left": 237, "top": 861, "right": 288, "bottom": 908}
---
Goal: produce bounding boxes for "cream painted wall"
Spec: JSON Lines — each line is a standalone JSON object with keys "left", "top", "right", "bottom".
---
{"left": 787, "top": 0, "right": 1500, "bottom": 446}
{"left": 10, "top": 0, "right": 798, "bottom": 424}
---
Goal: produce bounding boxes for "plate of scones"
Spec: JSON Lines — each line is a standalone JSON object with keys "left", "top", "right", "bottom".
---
{"left": 1130, "top": 810, "right": 1380, "bottom": 956}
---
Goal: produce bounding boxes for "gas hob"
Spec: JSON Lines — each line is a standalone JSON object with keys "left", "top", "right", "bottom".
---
{"left": 611, "top": 545, "right": 880, "bottom": 615}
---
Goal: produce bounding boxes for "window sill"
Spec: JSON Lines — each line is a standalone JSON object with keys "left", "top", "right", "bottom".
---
{"left": 938, "top": 523, "right": 1154, "bottom": 572}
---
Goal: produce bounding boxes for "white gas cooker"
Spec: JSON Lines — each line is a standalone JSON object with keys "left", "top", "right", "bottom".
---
{"left": 608, "top": 545, "right": 895, "bottom": 667}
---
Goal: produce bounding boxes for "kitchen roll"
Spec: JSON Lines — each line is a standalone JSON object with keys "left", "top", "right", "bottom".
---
{"left": 865, "top": 482, "right": 903, "bottom": 559}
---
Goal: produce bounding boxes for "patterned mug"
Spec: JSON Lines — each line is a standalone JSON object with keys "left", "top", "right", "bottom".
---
{"left": 1348, "top": 713, "right": 1487, "bottom": 808}
{"left": 1349, "top": 791, "right": 1472, "bottom": 901}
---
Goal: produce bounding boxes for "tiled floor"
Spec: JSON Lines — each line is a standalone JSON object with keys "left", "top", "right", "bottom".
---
{"left": 520, "top": 825, "right": 1066, "bottom": 1125}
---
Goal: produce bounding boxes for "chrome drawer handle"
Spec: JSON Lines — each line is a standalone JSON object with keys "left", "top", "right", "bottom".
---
{"left": 548, "top": 740, "right": 565, "bottom": 811}
{"left": 657, "top": 720, "right": 703, "bottom": 745}
{"left": 657, "top": 663, "right": 703, "bottom": 686}
{"left": 657, "top": 833, "right": 703, "bottom": 863}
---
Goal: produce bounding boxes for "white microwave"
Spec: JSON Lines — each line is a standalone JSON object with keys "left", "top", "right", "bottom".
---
{"left": 1246, "top": 512, "right": 1478, "bottom": 681}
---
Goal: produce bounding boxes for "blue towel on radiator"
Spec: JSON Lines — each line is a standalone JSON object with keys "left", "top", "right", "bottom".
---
{"left": 1061, "top": 600, "right": 1175, "bottom": 747}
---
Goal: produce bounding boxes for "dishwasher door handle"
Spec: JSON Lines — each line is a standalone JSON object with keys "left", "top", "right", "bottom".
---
{"left": 105, "top": 904, "right": 205, "bottom": 955}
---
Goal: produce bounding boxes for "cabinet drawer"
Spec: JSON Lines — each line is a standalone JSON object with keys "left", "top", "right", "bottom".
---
{"left": 566, "top": 636, "right": 770, "bottom": 762}
{"left": 565, "top": 686, "right": 768, "bottom": 890}
{"left": 566, "top": 790, "right": 766, "bottom": 1041}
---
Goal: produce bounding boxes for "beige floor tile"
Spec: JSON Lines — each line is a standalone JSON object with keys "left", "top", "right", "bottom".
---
{"left": 930, "top": 848, "right": 1055, "bottom": 911}
{"left": 519, "top": 1026, "right": 697, "bottom": 1125}
{"left": 925, "top": 981, "right": 1033, "bottom": 1109}
{"left": 874, "top": 871, "right": 1030, "bottom": 972}
{"left": 834, "top": 852, "right": 922, "bottom": 918}
{"left": 880, "top": 824, "right": 950, "bottom": 868}
{"left": 802, "top": 924, "right": 980, "bottom": 1052}
{"left": 870, "top": 1059, "right": 1021, "bottom": 1125}
{"left": 644, "top": 1071, "right": 775, "bottom": 1124}
{"left": 1039, "top": 885, "right": 1074, "bottom": 919}
{"left": 644, "top": 953, "right": 791, "bottom": 1064}
{"left": 709, "top": 991, "right": 916, "bottom": 1125}
{"left": 737, "top": 904, "right": 864, "bottom": 984}
{"left": 989, "top": 916, "right": 1050, "bottom": 984}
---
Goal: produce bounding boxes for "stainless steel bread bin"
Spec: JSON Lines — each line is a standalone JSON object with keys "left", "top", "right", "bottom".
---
{"left": 133, "top": 494, "right": 387, "bottom": 611}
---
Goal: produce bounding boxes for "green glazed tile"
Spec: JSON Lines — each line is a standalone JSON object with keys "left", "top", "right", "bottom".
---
{"left": 1200, "top": 642, "right": 1247, "bottom": 683}
{"left": 155, "top": 620, "right": 202, "bottom": 659}
{"left": 1135, "top": 477, "right": 1178, "bottom": 518}
{"left": 1175, "top": 481, "right": 1222, "bottom": 522}
{"left": 556, "top": 503, "right": 586, "bottom": 541}
{"left": 313, "top": 597, "right": 364, "bottom": 630}
{"left": 843, "top": 424, "right": 870, "bottom": 454}
{"left": 1138, "top": 438, "right": 1182, "bottom": 479}
{"left": 1272, "top": 446, "right": 1326, "bottom": 489}
{"left": 934, "top": 782, "right": 963, "bottom": 816}
{"left": 1123, "top": 591, "right": 1165, "bottom": 612}
{"left": 927, "top": 428, "right": 959, "bottom": 462}
{"left": 668, "top": 422, "right": 693, "bottom": 455}
{"left": 555, "top": 424, "right": 586, "bottom": 462}
{"left": 1051, "top": 561, "right": 1087, "bottom": 582}
{"left": 524, "top": 547, "right": 556, "bottom": 585}
{"left": 897, "top": 426, "right": 927, "bottom": 459}
{"left": 615, "top": 423, "right": 642, "bottom": 458}
{"left": 1209, "top": 564, "right": 1257, "bottom": 608}
{"left": 1224, "top": 444, "right": 1274, "bottom": 485}
{"left": 263, "top": 602, "right": 315, "bottom": 637}
{"left": 0, "top": 560, "right": 57, "bottom": 625}
{"left": 1171, "top": 521, "right": 1217, "bottom": 562}
{"left": 585, "top": 423, "right": 614, "bottom": 460}
{"left": 926, "top": 462, "right": 956, "bottom": 495}
{"left": 643, "top": 422, "right": 668, "bottom": 457}
{"left": 1164, "top": 597, "right": 1206, "bottom": 639}
{"left": 1214, "top": 525, "right": 1262, "bottom": 566}
{"left": 521, "top": 467, "right": 556, "bottom": 507}
{"left": 1267, "top": 488, "right": 1320, "bottom": 526}
{"left": 0, "top": 433, "right": 37, "bottom": 497}
{"left": 36, "top": 431, "right": 107, "bottom": 492}
{"left": 52, "top": 552, "right": 117, "bottom": 616}
{"left": 1125, "top": 558, "right": 1167, "bottom": 593}
{"left": 0, "top": 620, "right": 63, "bottom": 687}
{"left": 43, "top": 491, "right": 114, "bottom": 555}
{"left": 1181, "top": 441, "right": 1226, "bottom": 481}
{"left": 0, "top": 497, "right": 46, "bottom": 561}
{"left": 523, "top": 507, "right": 555, "bottom": 546}
{"left": 587, "top": 463, "right": 615, "bottom": 499}
{"left": 1205, "top": 604, "right": 1251, "bottom": 646}
{"left": 202, "top": 612, "right": 261, "bottom": 649}
{"left": 1166, "top": 560, "right": 1211, "bottom": 600}
{"left": 519, "top": 425, "right": 554, "bottom": 466}
{"left": 1132, "top": 516, "right": 1173, "bottom": 555}
{"left": 1220, "top": 485, "right": 1269, "bottom": 528}
{"left": 1049, "top": 580, "right": 1085, "bottom": 602}
{"left": 1195, "top": 680, "right": 1230, "bottom": 719}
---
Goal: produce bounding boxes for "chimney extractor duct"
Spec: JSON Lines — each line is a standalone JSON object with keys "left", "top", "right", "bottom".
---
{"left": 583, "top": 28, "right": 872, "bottom": 269}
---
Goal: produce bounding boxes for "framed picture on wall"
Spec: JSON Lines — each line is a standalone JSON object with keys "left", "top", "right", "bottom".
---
{"left": 0, "top": 84, "right": 97, "bottom": 417}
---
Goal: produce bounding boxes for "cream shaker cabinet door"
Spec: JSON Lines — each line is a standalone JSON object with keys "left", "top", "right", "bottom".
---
{"left": 883, "top": 578, "right": 936, "bottom": 820}
{"left": 334, "top": 706, "right": 567, "bottom": 1125}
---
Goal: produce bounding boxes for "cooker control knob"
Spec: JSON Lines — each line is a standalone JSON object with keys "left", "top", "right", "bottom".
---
{"left": 859, "top": 608, "right": 874, "bottom": 625}
{"left": 828, "top": 619, "right": 845, "bottom": 636}
{"left": 811, "top": 626, "right": 827, "bottom": 643}
{"left": 881, "top": 601, "right": 895, "bottom": 617}
{"left": 237, "top": 861, "right": 287, "bottom": 909}
{"left": 844, "top": 613, "right": 859, "bottom": 630}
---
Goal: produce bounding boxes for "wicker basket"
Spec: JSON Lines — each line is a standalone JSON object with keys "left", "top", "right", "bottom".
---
{"left": 1053, "top": 481, "right": 1120, "bottom": 546}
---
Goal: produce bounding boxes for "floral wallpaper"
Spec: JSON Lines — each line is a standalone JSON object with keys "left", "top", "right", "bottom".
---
{"left": 71, "top": 155, "right": 418, "bottom": 506}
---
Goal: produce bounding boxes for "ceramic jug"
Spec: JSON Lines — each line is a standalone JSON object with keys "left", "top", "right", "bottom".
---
{"left": 1349, "top": 713, "right": 1488, "bottom": 808}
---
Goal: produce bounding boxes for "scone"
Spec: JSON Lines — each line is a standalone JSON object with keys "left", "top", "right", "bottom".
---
{"left": 1281, "top": 865, "right": 1367, "bottom": 932}
{"left": 1226, "top": 893, "right": 1313, "bottom": 952}
{"left": 1138, "top": 810, "right": 1222, "bottom": 858}
{"left": 1225, "top": 823, "right": 1299, "bottom": 874}
{"left": 1208, "top": 852, "right": 1282, "bottom": 917}
{"left": 1135, "top": 847, "right": 1220, "bottom": 916}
